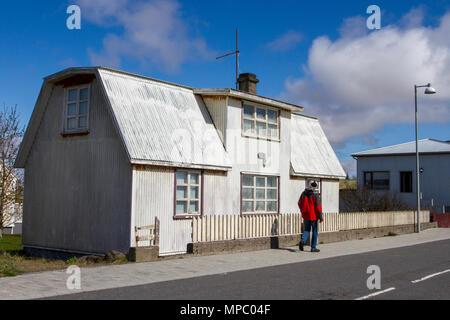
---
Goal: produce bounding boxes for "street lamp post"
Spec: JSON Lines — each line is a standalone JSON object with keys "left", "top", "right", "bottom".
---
{"left": 414, "top": 83, "right": 436, "bottom": 233}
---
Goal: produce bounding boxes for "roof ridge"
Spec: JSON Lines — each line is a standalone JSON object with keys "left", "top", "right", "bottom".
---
{"left": 352, "top": 138, "right": 450, "bottom": 156}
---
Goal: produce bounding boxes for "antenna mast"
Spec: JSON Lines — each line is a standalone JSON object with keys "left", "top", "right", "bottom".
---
{"left": 216, "top": 28, "right": 240, "bottom": 89}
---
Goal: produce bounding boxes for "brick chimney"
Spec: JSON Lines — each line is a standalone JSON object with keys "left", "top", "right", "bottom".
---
{"left": 238, "top": 73, "right": 259, "bottom": 95}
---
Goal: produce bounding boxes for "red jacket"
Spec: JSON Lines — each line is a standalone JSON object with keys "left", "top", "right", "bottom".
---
{"left": 298, "top": 188, "right": 323, "bottom": 221}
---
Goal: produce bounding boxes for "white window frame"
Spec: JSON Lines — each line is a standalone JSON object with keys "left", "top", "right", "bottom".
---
{"left": 241, "top": 174, "right": 279, "bottom": 214}
{"left": 63, "top": 85, "right": 90, "bottom": 133}
{"left": 242, "top": 103, "right": 280, "bottom": 141}
{"left": 174, "top": 170, "right": 202, "bottom": 218}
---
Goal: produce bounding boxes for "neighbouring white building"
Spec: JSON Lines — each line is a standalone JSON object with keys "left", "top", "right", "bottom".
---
{"left": 15, "top": 68, "right": 345, "bottom": 256}
{"left": 353, "top": 139, "right": 450, "bottom": 213}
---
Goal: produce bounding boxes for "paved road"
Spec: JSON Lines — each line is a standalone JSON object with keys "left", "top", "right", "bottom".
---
{"left": 50, "top": 239, "right": 450, "bottom": 300}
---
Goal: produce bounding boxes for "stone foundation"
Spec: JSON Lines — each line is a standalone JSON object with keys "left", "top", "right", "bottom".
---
{"left": 128, "top": 246, "right": 159, "bottom": 262}
{"left": 188, "top": 222, "right": 438, "bottom": 256}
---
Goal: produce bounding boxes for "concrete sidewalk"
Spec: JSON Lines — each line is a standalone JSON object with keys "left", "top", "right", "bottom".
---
{"left": 1, "top": 228, "right": 450, "bottom": 300}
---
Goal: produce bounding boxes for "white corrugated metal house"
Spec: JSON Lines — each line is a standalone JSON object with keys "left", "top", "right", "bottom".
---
{"left": 353, "top": 139, "right": 450, "bottom": 213}
{"left": 15, "top": 67, "right": 345, "bottom": 256}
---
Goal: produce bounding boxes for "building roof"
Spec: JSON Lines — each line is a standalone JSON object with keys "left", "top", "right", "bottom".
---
{"left": 15, "top": 67, "right": 231, "bottom": 170}
{"left": 352, "top": 139, "right": 450, "bottom": 157}
{"left": 98, "top": 69, "right": 231, "bottom": 170}
{"left": 193, "top": 88, "right": 304, "bottom": 112}
{"left": 16, "top": 67, "right": 337, "bottom": 179}
{"left": 290, "top": 114, "right": 346, "bottom": 179}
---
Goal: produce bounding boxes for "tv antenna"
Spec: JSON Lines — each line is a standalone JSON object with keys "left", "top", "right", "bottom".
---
{"left": 216, "top": 28, "right": 240, "bottom": 90}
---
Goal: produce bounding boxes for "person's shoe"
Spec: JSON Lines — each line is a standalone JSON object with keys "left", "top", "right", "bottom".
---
{"left": 299, "top": 240, "right": 304, "bottom": 252}
{"left": 311, "top": 248, "right": 320, "bottom": 253}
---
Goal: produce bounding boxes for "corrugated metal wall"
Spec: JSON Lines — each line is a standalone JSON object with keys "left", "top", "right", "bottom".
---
{"left": 202, "top": 96, "right": 227, "bottom": 146}
{"left": 203, "top": 171, "right": 231, "bottom": 215}
{"left": 23, "top": 79, "right": 132, "bottom": 254}
{"left": 321, "top": 180, "right": 340, "bottom": 213}
{"left": 131, "top": 166, "right": 191, "bottom": 255}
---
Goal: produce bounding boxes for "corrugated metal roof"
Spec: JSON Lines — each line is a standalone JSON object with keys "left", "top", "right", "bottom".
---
{"left": 98, "top": 69, "right": 231, "bottom": 170}
{"left": 291, "top": 114, "right": 346, "bottom": 179}
{"left": 352, "top": 139, "right": 450, "bottom": 157}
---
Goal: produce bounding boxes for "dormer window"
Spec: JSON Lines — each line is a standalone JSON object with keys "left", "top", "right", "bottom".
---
{"left": 242, "top": 103, "right": 279, "bottom": 140}
{"left": 64, "top": 86, "right": 89, "bottom": 133}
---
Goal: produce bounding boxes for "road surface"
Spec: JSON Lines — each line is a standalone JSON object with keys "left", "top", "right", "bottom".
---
{"left": 49, "top": 239, "right": 450, "bottom": 300}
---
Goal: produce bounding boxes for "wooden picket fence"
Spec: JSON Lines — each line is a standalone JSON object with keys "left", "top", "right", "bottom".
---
{"left": 192, "top": 214, "right": 301, "bottom": 243}
{"left": 192, "top": 211, "right": 429, "bottom": 243}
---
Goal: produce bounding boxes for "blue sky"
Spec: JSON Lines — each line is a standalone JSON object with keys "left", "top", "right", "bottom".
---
{"left": 1, "top": 0, "right": 449, "bottom": 177}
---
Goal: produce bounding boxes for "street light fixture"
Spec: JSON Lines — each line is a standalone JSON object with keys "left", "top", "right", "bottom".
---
{"left": 414, "top": 83, "right": 436, "bottom": 233}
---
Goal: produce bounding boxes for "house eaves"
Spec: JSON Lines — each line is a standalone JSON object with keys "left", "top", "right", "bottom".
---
{"left": 194, "top": 88, "right": 304, "bottom": 112}
{"left": 352, "top": 139, "right": 450, "bottom": 158}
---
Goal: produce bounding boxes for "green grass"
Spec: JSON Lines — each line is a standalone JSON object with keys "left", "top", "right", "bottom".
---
{"left": 339, "top": 179, "right": 357, "bottom": 190}
{"left": 0, "top": 234, "right": 129, "bottom": 277}
{"left": 0, "top": 235, "right": 23, "bottom": 252}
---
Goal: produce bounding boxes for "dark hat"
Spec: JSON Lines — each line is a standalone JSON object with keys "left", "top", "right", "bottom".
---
{"left": 311, "top": 181, "right": 318, "bottom": 188}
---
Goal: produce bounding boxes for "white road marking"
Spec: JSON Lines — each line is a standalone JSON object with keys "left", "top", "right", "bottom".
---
{"left": 355, "top": 287, "right": 396, "bottom": 300}
{"left": 411, "top": 269, "right": 450, "bottom": 284}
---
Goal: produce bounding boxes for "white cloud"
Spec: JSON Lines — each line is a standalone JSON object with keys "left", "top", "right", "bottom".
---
{"left": 267, "top": 30, "right": 303, "bottom": 52}
{"left": 280, "top": 9, "right": 450, "bottom": 145}
{"left": 76, "top": 0, "right": 214, "bottom": 72}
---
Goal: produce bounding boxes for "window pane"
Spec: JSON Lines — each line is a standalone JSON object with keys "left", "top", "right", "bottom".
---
{"left": 400, "top": 172, "right": 412, "bottom": 193}
{"left": 364, "top": 172, "right": 372, "bottom": 188}
{"left": 243, "top": 120, "right": 255, "bottom": 135}
{"left": 242, "top": 188, "right": 253, "bottom": 200}
{"left": 256, "top": 189, "right": 265, "bottom": 200}
{"left": 267, "top": 189, "right": 277, "bottom": 200}
{"left": 189, "top": 201, "right": 199, "bottom": 213}
{"left": 256, "top": 108, "right": 266, "bottom": 120}
{"left": 68, "top": 103, "right": 77, "bottom": 116}
{"left": 78, "top": 116, "right": 87, "bottom": 129}
{"left": 80, "top": 88, "right": 89, "bottom": 100}
{"left": 256, "top": 121, "right": 266, "bottom": 137}
{"left": 176, "top": 201, "right": 187, "bottom": 214}
{"left": 242, "top": 201, "right": 253, "bottom": 213}
{"left": 190, "top": 173, "right": 199, "bottom": 185}
{"left": 255, "top": 177, "right": 265, "bottom": 187}
{"left": 267, "top": 201, "right": 277, "bottom": 212}
{"left": 176, "top": 186, "right": 187, "bottom": 199}
{"left": 268, "top": 124, "right": 278, "bottom": 138}
{"left": 268, "top": 110, "right": 277, "bottom": 123}
{"left": 190, "top": 186, "right": 199, "bottom": 200}
{"left": 244, "top": 105, "right": 254, "bottom": 118}
{"left": 267, "top": 177, "right": 277, "bottom": 188}
{"left": 177, "top": 171, "right": 188, "bottom": 184}
{"left": 242, "top": 175, "right": 253, "bottom": 187}
{"left": 255, "top": 201, "right": 265, "bottom": 211}
{"left": 79, "top": 102, "right": 88, "bottom": 115}
{"left": 68, "top": 89, "right": 77, "bottom": 102}
{"left": 373, "top": 172, "right": 390, "bottom": 190}
{"left": 67, "top": 118, "right": 77, "bottom": 130}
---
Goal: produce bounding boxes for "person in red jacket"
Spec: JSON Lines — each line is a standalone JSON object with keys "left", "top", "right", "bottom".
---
{"left": 298, "top": 181, "right": 323, "bottom": 253}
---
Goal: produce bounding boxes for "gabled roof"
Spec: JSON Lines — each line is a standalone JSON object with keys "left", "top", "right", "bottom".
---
{"left": 15, "top": 67, "right": 231, "bottom": 170}
{"left": 98, "top": 69, "right": 231, "bottom": 169}
{"left": 352, "top": 139, "right": 450, "bottom": 157}
{"left": 290, "top": 114, "right": 346, "bottom": 179}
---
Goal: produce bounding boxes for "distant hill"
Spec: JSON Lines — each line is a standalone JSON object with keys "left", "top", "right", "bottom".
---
{"left": 339, "top": 179, "right": 356, "bottom": 190}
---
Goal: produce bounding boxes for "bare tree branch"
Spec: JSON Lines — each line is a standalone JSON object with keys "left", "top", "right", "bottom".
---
{"left": 0, "top": 104, "right": 25, "bottom": 238}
